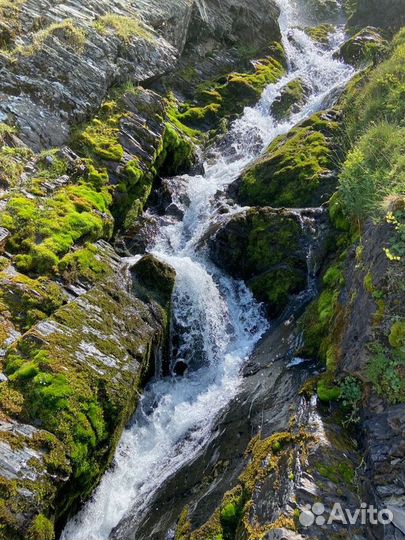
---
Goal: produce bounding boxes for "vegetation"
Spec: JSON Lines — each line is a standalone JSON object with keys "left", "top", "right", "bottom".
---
{"left": 338, "top": 123, "right": 405, "bottom": 223}
{"left": 173, "top": 43, "right": 286, "bottom": 131}
{"left": 367, "top": 344, "right": 405, "bottom": 404}
{"left": 0, "top": 183, "right": 113, "bottom": 275}
{"left": 93, "top": 14, "right": 154, "bottom": 42}
{"left": 15, "top": 19, "right": 87, "bottom": 57}
{"left": 305, "top": 23, "right": 335, "bottom": 43}
{"left": 238, "top": 112, "right": 340, "bottom": 208}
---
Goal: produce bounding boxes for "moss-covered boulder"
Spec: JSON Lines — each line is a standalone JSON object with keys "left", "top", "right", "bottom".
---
{"left": 270, "top": 78, "right": 310, "bottom": 121}
{"left": 305, "top": 23, "right": 336, "bottom": 44}
{"left": 231, "top": 110, "right": 341, "bottom": 209}
{"left": 172, "top": 43, "right": 287, "bottom": 133}
{"left": 0, "top": 253, "right": 175, "bottom": 538}
{"left": 335, "top": 27, "right": 387, "bottom": 66}
{"left": 208, "top": 208, "right": 307, "bottom": 317}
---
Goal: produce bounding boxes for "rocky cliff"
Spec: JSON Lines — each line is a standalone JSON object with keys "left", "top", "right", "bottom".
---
{"left": 1, "top": 0, "right": 405, "bottom": 539}
{"left": 0, "top": 0, "right": 285, "bottom": 538}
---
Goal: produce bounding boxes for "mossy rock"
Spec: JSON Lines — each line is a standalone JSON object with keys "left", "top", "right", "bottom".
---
{"left": 335, "top": 27, "right": 387, "bottom": 67}
{"left": 174, "top": 42, "right": 287, "bottom": 133}
{"left": 270, "top": 78, "right": 310, "bottom": 121}
{"left": 233, "top": 110, "right": 341, "bottom": 208}
{"left": 305, "top": 23, "right": 336, "bottom": 44}
{"left": 389, "top": 321, "right": 405, "bottom": 349}
{"left": 0, "top": 256, "right": 174, "bottom": 532}
{"left": 208, "top": 208, "right": 307, "bottom": 316}
{"left": 131, "top": 254, "right": 176, "bottom": 310}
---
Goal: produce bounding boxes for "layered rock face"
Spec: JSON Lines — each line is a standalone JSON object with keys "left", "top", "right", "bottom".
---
{"left": 0, "top": 0, "right": 281, "bottom": 149}
{"left": 0, "top": 247, "right": 176, "bottom": 538}
{"left": 0, "top": 0, "right": 284, "bottom": 537}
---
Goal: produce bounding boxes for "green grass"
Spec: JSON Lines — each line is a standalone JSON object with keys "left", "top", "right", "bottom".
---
{"left": 338, "top": 122, "right": 405, "bottom": 222}
{"left": 93, "top": 14, "right": 154, "bottom": 43}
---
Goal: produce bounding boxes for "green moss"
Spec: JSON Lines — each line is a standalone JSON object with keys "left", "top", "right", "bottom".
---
{"left": 323, "top": 264, "right": 345, "bottom": 288}
{"left": 15, "top": 19, "right": 86, "bottom": 57}
{"left": 338, "top": 27, "right": 386, "bottom": 67}
{"left": 27, "top": 514, "right": 55, "bottom": 540}
{"left": 0, "top": 0, "right": 26, "bottom": 51}
{"left": 0, "top": 384, "right": 24, "bottom": 416}
{"left": 238, "top": 112, "right": 339, "bottom": 208}
{"left": 58, "top": 244, "right": 111, "bottom": 284}
{"left": 76, "top": 105, "right": 124, "bottom": 162}
{"left": 0, "top": 181, "right": 113, "bottom": 276}
{"left": 156, "top": 123, "right": 195, "bottom": 176}
{"left": 316, "top": 461, "right": 355, "bottom": 485}
{"left": 389, "top": 320, "right": 405, "bottom": 349}
{"left": 174, "top": 43, "right": 286, "bottom": 133}
{"left": 317, "top": 378, "right": 341, "bottom": 402}
{"left": 0, "top": 146, "right": 28, "bottom": 188}
{"left": 305, "top": 23, "right": 335, "bottom": 43}
{"left": 249, "top": 267, "right": 306, "bottom": 314}
{"left": 181, "top": 430, "right": 308, "bottom": 540}
{"left": 213, "top": 209, "right": 307, "bottom": 316}
{"left": 270, "top": 79, "right": 307, "bottom": 121}
{"left": 0, "top": 273, "right": 66, "bottom": 331}
{"left": 131, "top": 255, "right": 176, "bottom": 317}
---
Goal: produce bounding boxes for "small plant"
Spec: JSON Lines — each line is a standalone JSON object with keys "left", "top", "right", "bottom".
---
{"left": 367, "top": 344, "right": 405, "bottom": 404}
{"left": 339, "top": 376, "right": 363, "bottom": 424}
{"left": 385, "top": 209, "right": 405, "bottom": 261}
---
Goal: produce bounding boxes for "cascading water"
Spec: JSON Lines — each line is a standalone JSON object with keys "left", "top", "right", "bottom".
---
{"left": 62, "top": 2, "right": 354, "bottom": 538}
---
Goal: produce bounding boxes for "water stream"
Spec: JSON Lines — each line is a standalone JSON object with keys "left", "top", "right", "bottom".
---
{"left": 62, "top": 2, "right": 354, "bottom": 538}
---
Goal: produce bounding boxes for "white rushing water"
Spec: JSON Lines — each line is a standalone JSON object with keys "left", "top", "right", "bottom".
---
{"left": 62, "top": 1, "right": 354, "bottom": 538}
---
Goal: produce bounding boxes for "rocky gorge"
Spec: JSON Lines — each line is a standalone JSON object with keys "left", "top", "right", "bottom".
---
{"left": 0, "top": 0, "right": 405, "bottom": 539}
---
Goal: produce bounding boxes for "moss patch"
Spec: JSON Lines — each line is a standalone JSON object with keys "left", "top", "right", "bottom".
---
{"left": 237, "top": 111, "right": 340, "bottom": 208}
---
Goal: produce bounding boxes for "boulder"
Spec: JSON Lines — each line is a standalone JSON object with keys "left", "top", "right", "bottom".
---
{"left": 230, "top": 111, "right": 341, "bottom": 209}
{"left": 335, "top": 27, "right": 387, "bottom": 67}
{"left": 208, "top": 208, "right": 308, "bottom": 317}
{"left": 270, "top": 78, "right": 310, "bottom": 121}
{"left": 0, "top": 253, "right": 175, "bottom": 537}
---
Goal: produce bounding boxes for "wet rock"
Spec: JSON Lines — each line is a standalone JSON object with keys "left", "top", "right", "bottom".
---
{"left": 230, "top": 111, "right": 342, "bottom": 209}
{"left": 335, "top": 27, "right": 387, "bottom": 67}
{"left": 208, "top": 208, "right": 308, "bottom": 317}
{"left": 270, "top": 78, "right": 311, "bottom": 121}
{"left": 118, "top": 317, "right": 364, "bottom": 540}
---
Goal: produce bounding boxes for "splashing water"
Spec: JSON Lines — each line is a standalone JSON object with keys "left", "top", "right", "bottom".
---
{"left": 62, "top": 1, "right": 354, "bottom": 538}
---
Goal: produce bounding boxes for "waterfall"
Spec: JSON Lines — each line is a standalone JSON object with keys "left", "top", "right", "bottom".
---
{"left": 62, "top": 2, "right": 354, "bottom": 538}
